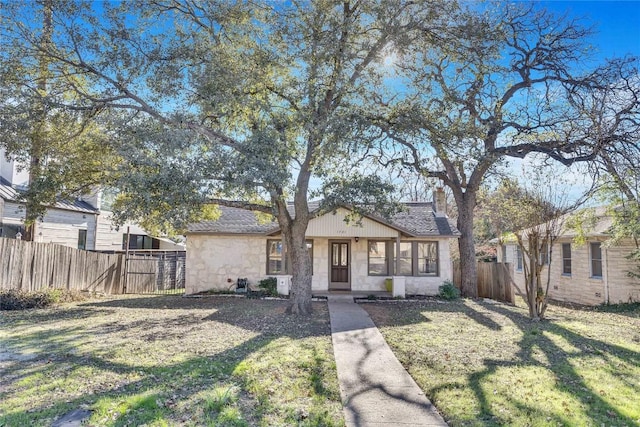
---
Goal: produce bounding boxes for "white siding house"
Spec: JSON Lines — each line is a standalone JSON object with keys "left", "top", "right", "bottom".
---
{"left": 0, "top": 149, "right": 184, "bottom": 252}
{"left": 186, "top": 192, "right": 459, "bottom": 296}
{"left": 0, "top": 180, "right": 99, "bottom": 249}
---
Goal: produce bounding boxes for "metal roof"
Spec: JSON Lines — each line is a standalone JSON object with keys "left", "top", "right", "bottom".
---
{"left": 0, "top": 177, "right": 99, "bottom": 214}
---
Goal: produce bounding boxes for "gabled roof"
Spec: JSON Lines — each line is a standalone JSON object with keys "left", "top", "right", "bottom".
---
{"left": 187, "top": 202, "right": 459, "bottom": 237}
{"left": 0, "top": 177, "right": 99, "bottom": 214}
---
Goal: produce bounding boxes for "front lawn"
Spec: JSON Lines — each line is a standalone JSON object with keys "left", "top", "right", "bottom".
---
{"left": 363, "top": 299, "right": 640, "bottom": 427}
{"left": 0, "top": 295, "right": 344, "bottom": 427}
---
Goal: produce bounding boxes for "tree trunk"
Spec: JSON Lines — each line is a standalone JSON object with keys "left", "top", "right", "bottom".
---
{"left": 25, "top": 0, "right": 53, "bottom": 241}
{"left": 456, "top": 194, "right": 478, "bottom": 298}
{"left": 526, "top": 238, "right": 540, "bottom": 320}
{"left": 285, "top": 228, "right": 313, "bottom": 315}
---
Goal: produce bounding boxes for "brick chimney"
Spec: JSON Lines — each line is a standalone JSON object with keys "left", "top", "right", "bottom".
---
{"left": 433, "top": 187, "right": 446, "bottom": 217}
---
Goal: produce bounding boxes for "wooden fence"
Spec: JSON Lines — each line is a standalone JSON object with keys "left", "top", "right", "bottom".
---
{"left": 453, "top": 261, "right": 516, "bottom": 304}
{"left": 0, "top": 238, "right": 158, "bottom": 294}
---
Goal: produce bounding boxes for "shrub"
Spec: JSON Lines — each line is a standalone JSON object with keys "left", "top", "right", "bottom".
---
{"left": 0, "top": 289, "right": 86, "bottom": 310}
{"left": 258, "top": 277, "right": 278, "bottom": 297}
{"left": 438, "top": 281, "right": 460, "bottom": 300}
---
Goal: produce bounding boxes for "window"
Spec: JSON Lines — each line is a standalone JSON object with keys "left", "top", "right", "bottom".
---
{"left": 539, "top": 243, "right": 549, "bottom": 265}
{"left": 267, "top": 240, "right": 285, "bottom": 274}
{"left": 417, "top": 242, "right": 438, "bottom": 276}
{"left": 562, "top": 243, "right": 571, "bottom": 275}
{"left": 501, "top": 245, "right": 507, "bottom": 263}
{"left": 368, "top": 241, "right": 389, "bottom": 275}
{"left": 591, "top": 242, "right": 603, "bottom": 278}
{"left": 395, "top": 242, "right": 413, "bottom": 276}
{"left": 267, "top": 239, "right": 313, "bottom": 275}
{"left": 516, "top": 246, "right": 523, "bottom": 271}
{"left": 369, "top": 241, "right": 438, "bottom": 277}
{"left": 0, "top": 224, "right": 22, "bottom": 239}
{"left": 122, "top": 234, "right": 159, "bottom": 250}
{"left": 78, "top": 229, "right": 87, "bottom": 250}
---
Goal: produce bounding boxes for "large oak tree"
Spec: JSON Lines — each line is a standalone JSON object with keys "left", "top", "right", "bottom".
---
{"left": 375, "top": 3, "right": 639, "bottom": 296}
{"left": 1, "top": 1, "right": 453, "bottom": 313}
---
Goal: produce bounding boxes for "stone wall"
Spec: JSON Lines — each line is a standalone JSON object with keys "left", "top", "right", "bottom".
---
{"left": 504, "top": 239, "right": 640, "bottom": 306}
{"left": 187, "top": 234, "right": 266, "bottom": 294}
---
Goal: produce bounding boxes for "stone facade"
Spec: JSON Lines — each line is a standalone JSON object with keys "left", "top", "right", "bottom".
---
{"left": 502, "top": 239, "right": 640, "bottom": 305}
{"left": 186, "top": 234, "right": 455, "bottom": 295}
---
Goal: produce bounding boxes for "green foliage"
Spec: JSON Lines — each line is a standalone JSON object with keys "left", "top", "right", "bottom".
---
{"left": 438, "top": 281, "right": 460, "bottom": 300}
{"left": 0, "top": 0, "right": 120, "bottom": 226}
{"left": 0, "top": 289, "right": 85, "bottom": 310}
{"left": 204, "top": 386, "right": 239, "bottom": 414}
{"left": 258, "top": 277, "right": 278, "bottom": 297}
{"left": 565, "top": 208, "right": 599, "bottom": 246}
{"left": 626, "top": 248, "right": 640, "bottom": 280}
{"left": 315, "top": 174, "right": 403, "bottom": 223}
{"left": 0, "top": 1, "right": 424, "bottom": 236}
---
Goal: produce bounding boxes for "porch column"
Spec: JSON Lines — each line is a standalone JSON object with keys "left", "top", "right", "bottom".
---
{"left": 282, "top": 235, "right": 289, "bottom": 274}
{"left": 395, "top": 234, "right": 401, "bottom": 275}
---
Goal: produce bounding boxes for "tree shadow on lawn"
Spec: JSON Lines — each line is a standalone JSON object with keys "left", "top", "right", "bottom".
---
{"left": 81, "top": 295, "right": 242, "bottom": 310}
{"left": 365, "top": 299, "right": 503, "bottom": 331}
{"left": 0, "top": 306, "right": 117, "bottom": 325}
{"left": 0, "top": 296, "right": 339, "bottom": 427}
{"left": 460, "top": 302, "right": 639, "bottom": 426}
{"left": 366, "top": 299, "right": 639, "bottom": 426}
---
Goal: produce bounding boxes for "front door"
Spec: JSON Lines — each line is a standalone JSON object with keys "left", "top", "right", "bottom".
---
{"left": 329, "top": 241, "right": 350, "bottom": 290}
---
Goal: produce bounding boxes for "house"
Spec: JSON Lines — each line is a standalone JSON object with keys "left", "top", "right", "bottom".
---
{"left": 0, "top": 149, "right": 184, "bottom": 251}
{"left": 1, "top": 176, "right": 100, "bottom": 248}
{"left": 186, "top": 190, "right": 460, "bottom": 296}
{"left": 499, "top": 207, "right": 640, "bottom": 305}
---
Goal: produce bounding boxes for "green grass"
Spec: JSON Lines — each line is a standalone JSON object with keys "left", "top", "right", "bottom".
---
{"left": 363, "top": 299, "right": 640, "bottom": 427}
{"left": 0, "top": 295, "right": 344, "bottom": 427}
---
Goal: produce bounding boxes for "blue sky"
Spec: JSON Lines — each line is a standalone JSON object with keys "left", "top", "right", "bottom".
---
{"left": 537, "top": 1, "right": 640, "bottom": 60}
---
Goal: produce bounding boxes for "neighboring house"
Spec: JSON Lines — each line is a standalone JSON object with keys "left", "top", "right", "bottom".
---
{"left": 0, "top": 149, "right": 184, "bottom": 251}
{"left": 95, "top": 212, "right": 186, "bottom": 251}
{"left": 1, "top": 176, "right": 100, "bottom": 248}
{"left": 500, "top": 207, "right": 640, "bottom": 305}
{"left": 186, "top": 190, "right": 460, "bottom": 295}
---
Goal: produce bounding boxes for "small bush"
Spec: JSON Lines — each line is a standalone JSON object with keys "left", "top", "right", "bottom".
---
{"left": 438, "top": 281, "right": 460, "bottom": 300}
{"left": 258, "top": 277, "right": 278, "bottom": 297}
{"left": 0, "top": 289, "right": 86, "bottom": 310}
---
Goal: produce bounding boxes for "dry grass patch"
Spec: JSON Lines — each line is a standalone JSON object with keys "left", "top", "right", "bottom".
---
{"left": 363, "top": 299, "right": 640, "bottom": 427}
{"left": 0, "top": 295, "right": 343, "bottom": 427}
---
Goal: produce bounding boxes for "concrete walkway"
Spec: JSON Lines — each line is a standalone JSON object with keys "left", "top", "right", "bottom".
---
{"left": 327, "top": 294, "right": 447, "bottom": 427}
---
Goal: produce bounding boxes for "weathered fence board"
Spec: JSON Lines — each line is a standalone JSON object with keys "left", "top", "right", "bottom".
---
{"left": 453, "top": 261, "right": 515, "bottom": 304}
{"left": 0, "top": 238, "right": 125, "bottom": 294}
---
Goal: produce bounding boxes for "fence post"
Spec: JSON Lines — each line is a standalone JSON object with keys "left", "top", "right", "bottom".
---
{"left": 124, "top": 226, "right": 130, "bottom": 293}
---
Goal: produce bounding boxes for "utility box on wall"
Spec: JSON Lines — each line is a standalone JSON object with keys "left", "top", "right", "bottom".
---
{"left": 277, "top": 276, "right": 291, "bottom": 296}
{"left": 391, "top": 276, "right": 406, "bottom": 298}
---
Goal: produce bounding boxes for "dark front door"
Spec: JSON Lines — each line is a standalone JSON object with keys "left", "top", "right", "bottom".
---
{"left": 330, "top": 241, "right": 350, "bottom": 290}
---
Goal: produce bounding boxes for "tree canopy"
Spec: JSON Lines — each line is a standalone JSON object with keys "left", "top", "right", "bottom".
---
{"left": 371, "top": 3, "right": 639, "bottom": 297}
{"left": 1, "top": 0, "right": 452, "bottom": 313}
{"left": 0, "top": 0, "right": 118, "bottom": 235}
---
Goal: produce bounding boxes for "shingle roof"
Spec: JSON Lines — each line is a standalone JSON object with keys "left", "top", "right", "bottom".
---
{"left": 188, "top": 202, "right": 459, "bottom": 237}
{"left": 0, "top": 177, "right": 99, "bottom": 214}
{"left": 388, "top": 202, "right": 458, "bottom": 236}
{"left": 188, "top": 206, "right": 279, "bottom": 234}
